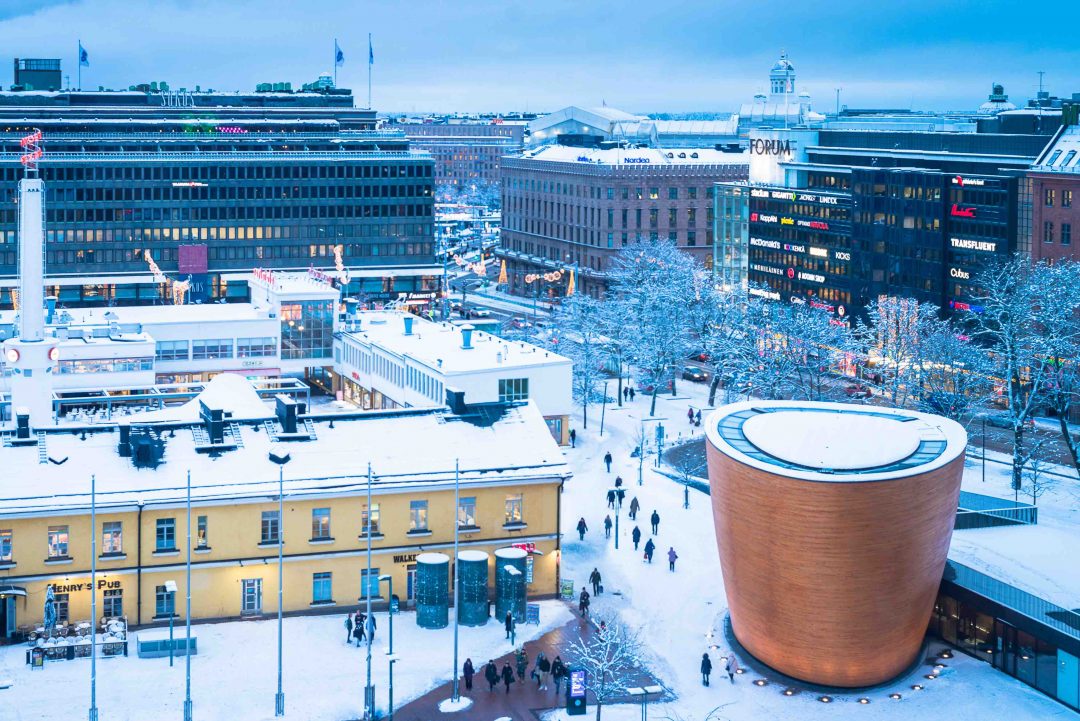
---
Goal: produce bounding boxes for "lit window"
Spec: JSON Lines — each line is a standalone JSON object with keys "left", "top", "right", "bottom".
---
{"left": 362, "top": 504, "right": 380, "bottom": 536}
{"left": 196, "top": 516, "right": 208, "bottom": 549}
{"left": 102, "top": 522, "right": 123, "bottom": 555}
{"left": 0, "top": 530, "right": 11, "bottom": 562}
{"left": 505, "top": 494, "right": 524, "bottom": 525}
{"left": 409, "top": 500, "right": 429, "bottom": 532}
{"left": 458, "top": 497, "right": 477, "bottom": 528}
{"left": 48, "top": 526, "right": 69, "bottom": 558}
{"left": 312, "top": 508, "right": 331, "bottom": 540}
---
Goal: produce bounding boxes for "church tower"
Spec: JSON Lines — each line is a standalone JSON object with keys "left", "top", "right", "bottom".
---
{"left": 768, "top": 50, "right": 797, "bottom": 102}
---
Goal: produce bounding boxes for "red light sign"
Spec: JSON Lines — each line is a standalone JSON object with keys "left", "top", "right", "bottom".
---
{"left": 786, "top": 267, "right": 795, "bottom": 279}
{"left": 950, "top": 204, "right": 976, "bottom": 218}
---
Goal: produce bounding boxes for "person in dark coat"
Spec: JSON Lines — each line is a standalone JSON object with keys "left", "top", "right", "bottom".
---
{"left": 463, "top": 658, "right": 475, "bottom": 690}
{"left": 576, "top": 517, "right": 588, "bottom": 541}
{"left": 650, "top": 510, "right": 660, "bottom": 534}
{"left": 614, "top": 476, "right": 623, "bottom": 488}
{"left": 603, "top": 451, "right": 613, "bottom": 473}
{"left": 632, "top": 525, "right": 642, "bottom": 550}
{"left": 515, "top": 647, "right": 528, "bottom": 680}
{"left": 501, "top": 662, "right": 515, "bottom": 693}
{"left": 505, "top": 610, "right": 514, "bottom": 640}
{"left": 696, "top": 409, "right": 703, "bottom": 426}
{"left": 644, "top": 538, "right": 656, "bottom": 563}
{"left": 623, "top": 387, "right": 629, "bottom": 401}
{"left": 366, "top": 612, "right": 376, "bottom": 643}
{"left": 628, "top": 496, "right": 640, "bottom": 520}
{"left": 668, "top": 547, "right": 679, "bottom": 572}
{"left": 615, "top": 488, "right": 626, "bottom": 506}
{"left": 485, "top": 659, "right": 499, "bottom": 692}
{"left": 603, "top": 515, "right": 612, "bottom": 538}
{"left": 344, "top": 613, "right": 353, "bottom": 643}
{"left": 569, "top": 428, "right": 576, "bottom": 448}
{"left": 551, "top": 655, "right": 567, "bottom": 693}
{"left": 688, "top": 406, "right": 695, "bottom": 424}
{"left": 579, "top": 588, "right": 591, "bottom": 617}
{"left": 629, "top": 387, "right": 636, "bottom": 401}
{"left": 606, "top": 489, "right": 616, "bottom": 509}
{"left": 537, "top": 652, "right": 552, "bottom": 689}
{"left": 701, "top": 653, "right": 713, "bottom": 686}
{"left": 589, "top": 567, "right": 602, "bottom": 595}
{"left": 352, "top": 617, "right": 364, "bottom": 646}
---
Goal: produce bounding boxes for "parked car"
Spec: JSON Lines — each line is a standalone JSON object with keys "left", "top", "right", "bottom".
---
{"left": 844, "top": 383, "right": 873, "bottom": 399}
{"left": 980, "top": 413, "right": 1035, "bottom": 430}
{"left": 682, "top": 366, "right": 708, "bottom": 383}
{"left": 472, "top": 308, "right": 492, "bottom": 318}
{"left": 688, "top": 350, "right": 710, "bottom": 363}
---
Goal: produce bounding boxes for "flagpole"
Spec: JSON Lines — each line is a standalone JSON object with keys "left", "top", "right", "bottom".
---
{"left": 367, "top": 33, "right": 372, "bottom": 109}
{"left": 77, "top": 40, "right": 81, "bottom": 91}
{"left": 333, "top": 38, "right": 337, "bottom": 89}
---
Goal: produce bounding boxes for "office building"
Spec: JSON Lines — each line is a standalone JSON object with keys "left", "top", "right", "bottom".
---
{"left": 12, "top": 59, "right": 61, "bottom": 92}
{"left": 1029, "top": 120, "right": 1080, "bottom": 262}
{"left": 387, "top": 121, "right": 525, "bottom": 191}
{"left": 0, "top": 87, "right": 438, "bottom": 308}
{"left": 499, "top": 144, "right": 748, "bottom": 297}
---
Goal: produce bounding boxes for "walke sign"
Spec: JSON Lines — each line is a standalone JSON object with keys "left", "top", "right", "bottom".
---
{"left": 749, "top": 138, "right": 792, "bottom": 155}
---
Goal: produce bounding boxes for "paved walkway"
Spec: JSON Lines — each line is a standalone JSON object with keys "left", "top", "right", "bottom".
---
{"left": 395, "top": 605, "right": 665, "bottom": 720}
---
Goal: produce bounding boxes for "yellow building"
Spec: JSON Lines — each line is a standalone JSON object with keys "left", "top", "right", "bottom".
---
{"left": 0, "top": 378, "right": 569, "bottom": 636}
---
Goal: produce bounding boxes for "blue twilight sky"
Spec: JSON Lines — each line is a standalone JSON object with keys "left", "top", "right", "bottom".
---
{"left": 0, "top": 0, "right": 1076, "bottom": 114}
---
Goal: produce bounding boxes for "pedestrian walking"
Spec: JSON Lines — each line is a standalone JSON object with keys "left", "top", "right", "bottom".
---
{"left": 629, "top": 496, "right": 640, "bottom": 520}
{"left": 569, "top": 428, "right": 576, "bottom": 448}
{"left": 629, "top": 387, "right": 636, "bottom": 401}
{"left": 701, "top": 652, "right": 713, "bottom": 686}
{"left": 614, "top": 475, "right": 623, "bottom": 488}
{"left": 463, "top": 658, "right": 475, "bottom": 691}
{"left": 344, "top": 613, "right": 353, "bottom": 643}
{"left": 576, "top": 517, "right": 588, "bottom": 541}
{"left": 651, "top": 509, "right": 660, "bottom": 534}
{"left": 668, "top": 547, "right": 679, "bottom": 571}
{"left": 485, "top": 659, "right": 499, "bottom": 692}
{"left": 644, "top": 538, "right": 656, "bottom": 563}
{"left": 688, "top": 406, "right": 695, "bottom": 424}
{"left": 589, "top": 567, "right": 602, "bottom": 596}
{"left": 606, "top": 489, "right": 616, "bottom": 509}
{"left": 725, "top": 653, "right": 738, "bottom": 683}
{"left": 603, "top": 515, "right": 612, "bottom": 538}
{"left": 352, "top": 617, "right": 364, "bottom": 646}
{"left": 603, "top": 451, "right": 613, "bottom": 473}
{"left": 552, "top": 655, "right": 567, "bottom": 693}
{"left": 632, "top": 525, "right": 642, "bottom": 550}
{"left": 515, "top": 647, "right": 528, "bottom": 681}
{"left": 537, "top": 653, "right": 552, "bottom": 689}
{"left": 579, "top": 588, "right": 591, "bottom": 617}
{"left": 696, "top": 409, "right": 703, "bottom": 426}
{"left": 623, "top": 386, "right": 629, "bottom": 401}
{"left": 505, "top": 610, "right": 514, "bottom": 639}
{"left": 501, "top": 662, "right": 515, "bottom": 694}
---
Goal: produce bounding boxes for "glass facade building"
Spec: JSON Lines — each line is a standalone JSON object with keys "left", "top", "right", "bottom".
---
{"left": 0, "top": 96, "right": 437, "bottom": 308}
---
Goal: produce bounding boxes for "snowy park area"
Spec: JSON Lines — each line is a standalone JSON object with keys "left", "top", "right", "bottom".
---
{"left": 0, "top": 600, "right": 570, "bottom": 721}
{"left": 549, "top": 378, "right": 1077, "bottom": 721}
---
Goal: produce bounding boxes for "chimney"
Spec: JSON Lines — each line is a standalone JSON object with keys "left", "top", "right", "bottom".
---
{"left": 403, "top": 315, "right": 414, "bottom": 336}
{"left": 118, "top": 424, "right": 132, "bottom": 457}
{"left": 461, "top": 324, "right": 474, "bottom": 350}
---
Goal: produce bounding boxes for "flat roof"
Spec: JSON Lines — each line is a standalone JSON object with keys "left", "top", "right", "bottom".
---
{"left": 705, "top": 401, "right": 967, "bottom": 482}
{"left": 346, "top": 311, "right": 570, "bottom": 375}
{"left": 0, "top": 376, "right": 569, "bottom": 516}
{"left": 519, "top": 145, "right": 749, "bottom": 166}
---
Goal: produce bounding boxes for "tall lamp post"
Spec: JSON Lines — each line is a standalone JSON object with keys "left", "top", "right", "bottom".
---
{"left": 378, "top": 575, "right": 394, "bottom": 721}
{"left": 89, "top": 474, "right": 98, "bottom": 721}
{"left": 451, "top": 459, "right": 461, "bottom": 703}
{"left": 269, "top": 448, "right": 292, "bottom": 717}
{"left": 364, "top": 463, "right": 375, "bottom": 720}
{"left": 184, "top": 470, "right": 193, "bottom": 721}
{"left": 608, "top": 486, "right": 623, "bottom": 550}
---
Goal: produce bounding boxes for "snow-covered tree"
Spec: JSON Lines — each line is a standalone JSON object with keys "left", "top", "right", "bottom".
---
{"left": 597, "top": 297, "right": 636, "bottom": 407}
{"left": 691, "top": 280, "right": 760, "bottom": 407}
{"left": 971, "top": 257, "right": 1056, "bottom": 491}
{"left": 607, "top": 240, "right": 698, "bottom": 416}
{"left": 553, "top": 294, "right": 608, "bottom": 428}
{"left": 565, "top": 615, "right": 647, "bottom": 721}
{"left": 857, "top": 297, "right": 941, "bottom": 409}
{"left": 1020, "top": 446, "right": 1056, "bottom": 506}
{"left": 909, "top": 316, "right": 993, "bottom": 424}
{"left": 1036, "top": 260, "right": 1080, "bottom": 476}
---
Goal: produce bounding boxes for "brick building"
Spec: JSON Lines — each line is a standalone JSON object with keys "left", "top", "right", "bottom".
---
{"left": 1030, "top": 123, "right": 1080, "bottom": 263}
{"left": 388, "top": 122, "right": 525, "bottom": 191}
{"left": 498, "top": 145, "right": 748, "bottom": 298}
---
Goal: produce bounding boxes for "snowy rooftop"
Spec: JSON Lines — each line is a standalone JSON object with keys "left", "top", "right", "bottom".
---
{"left": 1032, "top": 124, "right": 1080, "bottom": 173}
{"left": 520, "top": 144, "right": 749, "bottom": 165}
{"left": 347, "top": 310, "right": 571, "bottom": 375}
{"left": 3, "top": 302, "right": 272, "bottom": 328}
{"left": 0, "top": 376, "right": 569, "bottom": 516}
{"left": 706, "top": 401, "right": 967, "bottom": 482}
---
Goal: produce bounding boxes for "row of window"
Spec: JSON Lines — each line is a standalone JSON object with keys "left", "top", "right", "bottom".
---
{"left": 57, "top": 357, "right": 154, "bottom": 375}
{"left": 0, "top": 496, "right": 525, "bottom": 563}
{"left": 1043, "top": 221, "right": 1073, "bottom": 245}
{"left": 1044, "top": 188, "right": 1074, "bottom": 208}
{"left": 506, "top": 178, "right": 716, "bottom": 202}
{"left": 34, "top": 202, "right": 432, "bottom": 226}
{"left": 36, "top": 222, "right": 432, "bottom": 245}
{"left": 41, "top": 183, "right": 432, "bottom": 204}
{"left": 32, "top": 162, "right": 432, "bottom": 183}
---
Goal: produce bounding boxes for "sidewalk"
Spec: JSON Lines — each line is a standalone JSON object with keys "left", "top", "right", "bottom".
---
{"left": 394, "top": 606, "right": 665, "bottom": 720}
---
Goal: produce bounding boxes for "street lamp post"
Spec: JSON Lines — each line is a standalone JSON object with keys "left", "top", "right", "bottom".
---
{"left": 608, "top": 487, "right": 623, "bottom": 550}
{"left": 364, "top": 463, "right": 375, "bottom": 720}
{"left": 451, "top": 459, "right": 461, "bottom": 703}
{"left": 378, "top": 575, "right": 394, "bottom": 655}
{"left": 89, "top": 474, "right": 98, "bottom": 721}
{"left": 269, "top": 449, "right": 292, "bottom": 717}
{"left": 185, "top": 470, "right": 193, "bottom": 721}
{"left": 387, "top": 656, "right": 399, "bottom": 721}
{"left": 164, "top": 580, "right": 178, "bottom": 667}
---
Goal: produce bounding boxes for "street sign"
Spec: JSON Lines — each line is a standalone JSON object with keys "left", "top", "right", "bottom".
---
{"left": 566, "top": 668, "right": 587, "bottom": 715}
{"left": 560, "top": 579, "right": 575, "bottom": 600}
{"left": 526, "top": 603, "right": 540, "bottom": 625}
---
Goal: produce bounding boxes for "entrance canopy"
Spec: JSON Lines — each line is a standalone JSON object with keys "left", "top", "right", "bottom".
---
{"left": 0, "top": 585, "right": 27, "bottom": 597}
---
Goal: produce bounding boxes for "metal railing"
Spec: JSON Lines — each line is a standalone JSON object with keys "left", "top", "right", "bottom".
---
{"left": 955, "top": 490, "right": 1038, "bottom": 529}
{"left": 0, "top": 149, "right": 430, "bottom": 163}
{"left": 943, "top": 560, "right": 1080, "bottom": 643}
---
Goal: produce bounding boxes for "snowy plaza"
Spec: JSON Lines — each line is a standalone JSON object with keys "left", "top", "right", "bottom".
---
{"left": 2, "top": 377, "right": 1077, "bottom": 720}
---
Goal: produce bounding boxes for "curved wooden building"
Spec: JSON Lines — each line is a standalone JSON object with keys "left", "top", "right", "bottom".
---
{"left": 704, "top": 401, "right": 967, "bottom": 687}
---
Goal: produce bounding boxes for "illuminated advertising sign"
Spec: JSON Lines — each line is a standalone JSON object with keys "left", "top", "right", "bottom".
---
{"left": 950, "top": 204, "right": 977, "bottom": 218}
{"left": 780, "top": 217, "right": 794, "bottom": 225}
{"left": 750, "top": 287, "right": 781, "bottom": 301}
{"left": 622, "top": 157, "right": 651, "bottom": 164}
{"left": 750, "top": 237, "right": 781, "bottom": 249}
{"left": 809, "top": 300, "right": 835, "bottom": 312}
{"left": 749, "top": 138, "right": 792, "bottom": 155}
{"left": 750, "top": 263, "right": 785, "bottom": 276}
{"left": 950, "top": 238, "right": 998, "bottom": 253}
{"left": 172, "top": 181, "right": 208, "bottom": 188}
{"left": 570, "top": 670, "right": 587, "bottom": 698}
{"left": 809, "top": 247, "right": 828, "bottom": 258}
{"left": 796, "top": 219, "right": 830, "bottom": 230}
{"left": 952, "top": 176, "right": 986, "bottom": 187}
{"left": 834, "top": 251, "right": 851, "bottom": 261}
{"left": 798, "top": 271, "right": 825, "bottom": 283}
{"left": 752, "top": 213, "right": 779, "bottom": 224}
{"left": 751, "top": 189, "right": 770, "bottom": 198}
{"left": 950, "top": 267, "right": 971, "bottom": 279}
{"left": 783, "top": 243, "right": 806, "bottom": 253}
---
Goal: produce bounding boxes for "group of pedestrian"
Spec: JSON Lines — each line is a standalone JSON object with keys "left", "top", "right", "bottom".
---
{"left": 621, "top": 386, "right": 637, "bottom": 402}
{"left": 700, "top": 651, "right": 740, "bottom": 686}
{"left": 468, "top": 652, "right": 568, "bottom": 695}
{"left": 343, "top": 610, "right": 376, "bottom": 647}
{"left": 687, "top": 406, "right": 703, "bottom": 427}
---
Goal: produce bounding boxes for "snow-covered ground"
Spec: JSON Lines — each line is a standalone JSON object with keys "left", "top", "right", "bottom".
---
{"left": 0, "top": 601, "right": 570, "bottom": 721}
{"left": 552, "top": 380, "right": 1075, "bottom": 721}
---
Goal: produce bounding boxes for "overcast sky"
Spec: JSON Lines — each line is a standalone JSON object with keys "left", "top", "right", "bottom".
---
{"left": 0, "top": 0, "right": 1075, "bottom": 114}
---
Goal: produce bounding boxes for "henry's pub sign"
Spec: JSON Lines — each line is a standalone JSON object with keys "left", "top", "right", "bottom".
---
{"left": 52, "top": 579, "right": 121, "bottom": 594}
